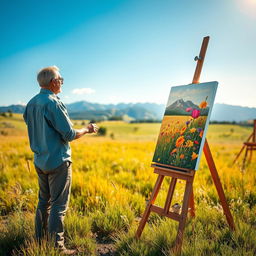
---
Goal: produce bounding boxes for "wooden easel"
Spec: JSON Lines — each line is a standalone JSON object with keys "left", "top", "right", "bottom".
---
{"left": 136, "top": 36, "right": 235, "bottom": 252}
{"left": 233, "top": 120, "right": 256, "bottom": 169}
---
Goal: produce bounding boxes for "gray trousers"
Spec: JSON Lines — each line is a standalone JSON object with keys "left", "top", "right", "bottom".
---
{"left": 35, "top": 161, "right": 72, "bottom": 249}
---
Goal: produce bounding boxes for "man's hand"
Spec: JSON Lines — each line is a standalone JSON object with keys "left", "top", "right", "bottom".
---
{"left": 86, "top": 123, "right": 98, "bottom": 134}
{"left": 74, "top": 123, "right": 98, "bottom": 139}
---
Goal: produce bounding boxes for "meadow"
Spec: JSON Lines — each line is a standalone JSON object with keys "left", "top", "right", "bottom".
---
{"left": 0, "top": 114, "right": 256, "bottom": 256}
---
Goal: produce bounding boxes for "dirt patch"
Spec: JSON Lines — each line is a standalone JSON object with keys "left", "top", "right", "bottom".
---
{"left": 96, "top": 242, "right": 116, "bottom": 256}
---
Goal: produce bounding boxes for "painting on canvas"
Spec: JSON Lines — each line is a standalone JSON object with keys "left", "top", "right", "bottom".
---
{"left": 152, "top": 81, "right": 218, "bottom": 170}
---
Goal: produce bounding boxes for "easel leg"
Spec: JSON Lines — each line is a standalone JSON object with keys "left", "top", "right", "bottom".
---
{"left": 249, "top": 147, "right": 253, "bottom": 164}
{"left": 136, "top": 174, "right": 164, "bottom": 238}
{"left": 164, "top": 178, "right": 177, "bottom": 214}
{"left": 233, "top": 133, "right": 253, "bottom": 165}
{"left": 204, "top": 140, "right": 235, "bottom": 230}
{"left": 174, "top": 179, "right": 194, "bottom": 252}
{"left": 233, "top": 145, "right": 245, "bottom": 165}
{"left": 242, "top": 147, "right": 249, "bottom": 170}
{"left": 188, "top": 187, "right": 195, "bottom": 217}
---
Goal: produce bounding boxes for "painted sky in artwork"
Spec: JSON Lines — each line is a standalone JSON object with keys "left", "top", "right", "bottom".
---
{"left": 167, "top": 82, "right": 217, "bottom": 108}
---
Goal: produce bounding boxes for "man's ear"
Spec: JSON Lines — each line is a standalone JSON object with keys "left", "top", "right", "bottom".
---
{"left": 48, "top": 80, "right": 54, "bottom": 89}
{"left": 51, "top": 79, "right": 56, "bottom": 87}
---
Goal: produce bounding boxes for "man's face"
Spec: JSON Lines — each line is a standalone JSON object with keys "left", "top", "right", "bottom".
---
{"left": 51, "top": 71, "right": 64, "bottom": 94}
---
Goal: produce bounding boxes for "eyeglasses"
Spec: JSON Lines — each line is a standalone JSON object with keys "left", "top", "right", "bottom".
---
{"left": 51, "top": 77, "right": 64, "bottom": 84}
{"left": 57, "top": 77, "right": 64, "bottom": 83}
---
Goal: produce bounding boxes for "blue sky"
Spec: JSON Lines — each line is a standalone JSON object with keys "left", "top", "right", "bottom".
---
{"left": 0, "top": 0, "right": 256, "bottom": 107}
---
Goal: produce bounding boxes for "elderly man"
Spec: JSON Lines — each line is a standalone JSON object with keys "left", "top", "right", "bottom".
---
{"left": 23, "top": 66, "right": 98, "bottom": 255}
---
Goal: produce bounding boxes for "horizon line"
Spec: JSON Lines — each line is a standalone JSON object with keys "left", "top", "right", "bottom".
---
{"left": 1, "top": 101, "right": 256, "bottom": 109}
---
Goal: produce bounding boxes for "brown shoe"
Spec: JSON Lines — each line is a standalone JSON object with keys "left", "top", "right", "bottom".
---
{"left": 59, "top": 248, "right": 77, "bottom": 255}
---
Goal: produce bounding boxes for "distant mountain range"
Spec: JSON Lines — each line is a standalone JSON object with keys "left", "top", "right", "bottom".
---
{"left": 1, "top": 101, "right": 256, "bottom": 122}
{"left": 164, "top": 99, "right": 209, "bottom": 116}
{"left": 66, "top": 101, "right": 163, "bottom": 121}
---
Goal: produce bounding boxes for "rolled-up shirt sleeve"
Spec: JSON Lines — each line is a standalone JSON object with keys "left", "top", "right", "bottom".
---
{"left": 46, "top": 100, "right": 76, "bottom": 142}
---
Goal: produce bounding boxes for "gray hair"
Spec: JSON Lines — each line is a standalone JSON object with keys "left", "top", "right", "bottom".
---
{"left": 37, "top": 66, "right": 60, "bottom": 87}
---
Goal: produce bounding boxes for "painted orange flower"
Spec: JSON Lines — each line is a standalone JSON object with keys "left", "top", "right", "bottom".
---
{"left": 199, "top": 101, "right": 207, "bottom": 109}
{"left": 170, "top": 148, "right": 177, "bottom": 155}
{"left": 180, "top": 154, "right": 185, "bottom": 159}
{"left": 199, "top": 130, "right": 204, "bottom": 138}
{"left": 185, "top": 140, "right": 194, "bottom": 147}
{"left": 199, "top": 96, "right": 208, "bottom": 109}
{"left": 176, "top": 136, "right": 185, "bottom": 147}
{"left": 180, "top": 126, "right": 187, "bottom": 135}
{"left": 190, "top": 128, "right": 196, "bottom": 133}
{"left": 191, "top": 152, "right": 198, "bottom": 160}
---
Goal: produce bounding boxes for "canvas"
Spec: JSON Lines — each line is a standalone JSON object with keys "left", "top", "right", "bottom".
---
{"left": 152, "top": 81, "right": 218, "bottom": 170}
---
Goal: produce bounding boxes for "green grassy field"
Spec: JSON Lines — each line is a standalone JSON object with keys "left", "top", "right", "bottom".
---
{"left": 0, "top": 114, "right": 255, "bottom": 256}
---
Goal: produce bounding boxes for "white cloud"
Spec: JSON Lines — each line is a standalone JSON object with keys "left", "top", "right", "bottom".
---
{"left": 72, "top": 88, "right": 95, "bottom": 95}
{"left": 17, "top": 100, "right": 26, "bottom": 106}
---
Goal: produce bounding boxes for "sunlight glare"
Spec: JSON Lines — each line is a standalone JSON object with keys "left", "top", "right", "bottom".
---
{"left": 236, "top": 0, "right": 256, "bottom": 19}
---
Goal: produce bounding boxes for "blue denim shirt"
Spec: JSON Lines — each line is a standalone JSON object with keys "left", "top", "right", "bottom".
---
{"left": 23, "top": 88, "right": 76, "bottom": 171}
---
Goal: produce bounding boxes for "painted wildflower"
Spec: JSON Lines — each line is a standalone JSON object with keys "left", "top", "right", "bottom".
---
{"left": 199, "top": 96, "right": 208, "bottom": 109}
{"left": 191, "top": 109, "right": 201, "bottom": 119}
{"left": 170, "top": 148, "right": 177, "bottom": 155}
{"left": 191, "top": 152, "right": 198, "bottom": 160}
{"left": 176, "top": 136, "right": 185, "bottom": 147}
{"left": 180, "top": 126, "right": 187, "bottom": 135}
{"left": 185, "top": 140, "right": 194, "bottom": 147}
{"left": 190, "top": 128, "right": 196, "bottom": 133}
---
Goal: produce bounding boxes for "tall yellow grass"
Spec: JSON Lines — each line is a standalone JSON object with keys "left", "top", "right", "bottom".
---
{"left": 0, "top": 114, "right": 256, "bottom": 255}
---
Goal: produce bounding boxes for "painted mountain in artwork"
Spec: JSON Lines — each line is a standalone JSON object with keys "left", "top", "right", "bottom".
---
{"left": 164, "top": 99, "right": 209, "bottom": 116}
